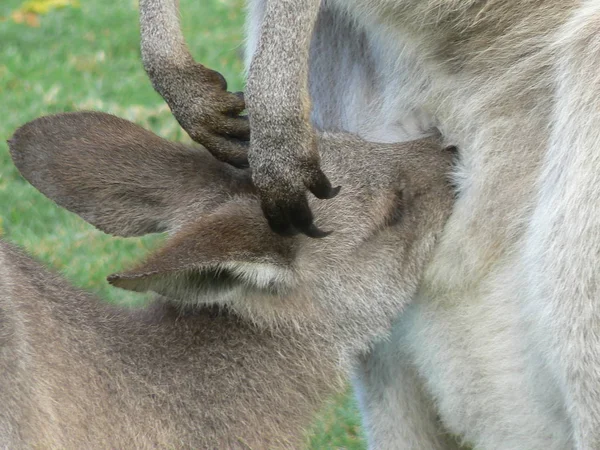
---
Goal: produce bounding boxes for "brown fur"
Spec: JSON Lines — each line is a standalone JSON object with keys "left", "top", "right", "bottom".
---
{"left": 138, "top": 0, "right": 600, "bottom": 447}
{"left": 1, "top": 111, "right": 454, "bottom": 448}
{"left": 0, "top": 242, "right": 336, "bottom": 449}
{"left": 139, "top": 0, "right": 250, "bottom": 167}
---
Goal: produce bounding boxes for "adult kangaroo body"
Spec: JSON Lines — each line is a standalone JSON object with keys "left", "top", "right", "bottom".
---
{"left": 141, "top": 0, "right": 600, "bottom": 448}
{"left": 248, "top": 3, "right": 600, "bottom": 448}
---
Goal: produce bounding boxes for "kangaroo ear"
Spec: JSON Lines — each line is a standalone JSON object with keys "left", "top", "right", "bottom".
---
{"left": 8, "top": 112, "right": 251, "bottom": 237}
{"left": 108, "top": 202, "right": 297, "bottom": 302}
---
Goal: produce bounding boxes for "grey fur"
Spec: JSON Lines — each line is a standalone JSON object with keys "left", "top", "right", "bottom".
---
{"left": 139, "top": 0, "right": 250, "bottom": 166}
{"left": 141, "top": 0, "right": 600, "bottom": 448}
{"left": 1, "top": 111, "right": 453, "bottom": 448}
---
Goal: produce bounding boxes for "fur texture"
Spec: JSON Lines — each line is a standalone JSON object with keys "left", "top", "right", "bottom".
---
{"left": 1, "top": 111, "right": 453, "bottom": 448}
{"left": 245, "top": 1, "right": 600, "bottom": 448}
{"left": 136, "top": 1, "right": 600, "bottom": 447}
{"left": 139, "top": 0, "right": 250, "bottom": 166}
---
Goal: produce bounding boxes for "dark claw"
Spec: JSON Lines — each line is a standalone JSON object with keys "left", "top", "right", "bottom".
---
{"left": 304, "top": 224, "right": 333, "bottom": 239}
{"left": 306, "top": 168, "right": 339, "bottom": 200}
{"left": 329, "top": 185, "right": 342, "bottom": 198}
{"left": 288, "top": 195, "right": 313, "bottom": 231}
{"left": 228, "top": 155, "right": 250, "bottom": 169}
{"left": 262, "top": 193, "right": 333, "bottom": 238}
{"left": 288, "top": 195, "right": 334, "bottom": 238}
{"left": 263, "top": 201, "right": 297, "bottom": 237}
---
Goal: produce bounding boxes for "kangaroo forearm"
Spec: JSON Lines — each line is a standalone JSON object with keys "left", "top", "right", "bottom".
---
{"left": 247, "top": 0, "right": 322, "bottom": 121}
{"left": 138, "top": 0, "right": 250, "bottom": 161}
{"left": 139, "top": 0, "right": 193, "bottom": 72}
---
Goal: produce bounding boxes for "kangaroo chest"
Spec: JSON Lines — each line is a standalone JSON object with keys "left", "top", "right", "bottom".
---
{"left": 312, "top": 0, "right": 571, "bottom": 446}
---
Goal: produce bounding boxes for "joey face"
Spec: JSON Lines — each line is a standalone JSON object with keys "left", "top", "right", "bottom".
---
{"left": 108, "top": 134, "right": 455, "bottom": 319}
{"left": 9, "top": 112, "right": 454, "bottom": 332}
{"left": 300, "top": 134, "right": 453, "bottom": 255}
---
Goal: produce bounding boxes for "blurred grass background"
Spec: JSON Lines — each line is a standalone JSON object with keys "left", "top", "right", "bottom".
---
{"left": 0, "top": 0, "right": 365, "bottom": 447}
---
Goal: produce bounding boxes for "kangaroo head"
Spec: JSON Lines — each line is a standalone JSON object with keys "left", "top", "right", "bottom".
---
{"left": 9, "top": 111, "right": 454, "bottom": 358}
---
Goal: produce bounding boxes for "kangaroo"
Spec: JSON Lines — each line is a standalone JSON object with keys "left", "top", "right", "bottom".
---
{"left": 139, "top": 0, "right": 600, "bottom": 448}
{"left": 1, "top": 111, "right": 454, "bottom": 448}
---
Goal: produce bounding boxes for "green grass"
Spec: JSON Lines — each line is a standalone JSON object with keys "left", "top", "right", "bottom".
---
{"left": 0, "top": 1, "right": 366, "bottom": 447}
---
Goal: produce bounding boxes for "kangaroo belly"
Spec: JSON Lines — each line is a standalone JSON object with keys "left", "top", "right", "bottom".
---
{"left": 306, "top": 1, "right": 578, "bottom": 447}
{"left": 382, "top": 46, "right": 573, "bottom": 450}
{"left": 245, "top": 0, "right": 583, "bottom": 445}
{"left": 403, "top": 265, "right": 572, "bottom": 448}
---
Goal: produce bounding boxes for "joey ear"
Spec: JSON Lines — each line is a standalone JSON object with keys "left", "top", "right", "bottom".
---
{"left": 108, "top": 203, "right": 297, "bottom": 301}
{"left": 8, "top": 112, "right": 252, "bottom": 237}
